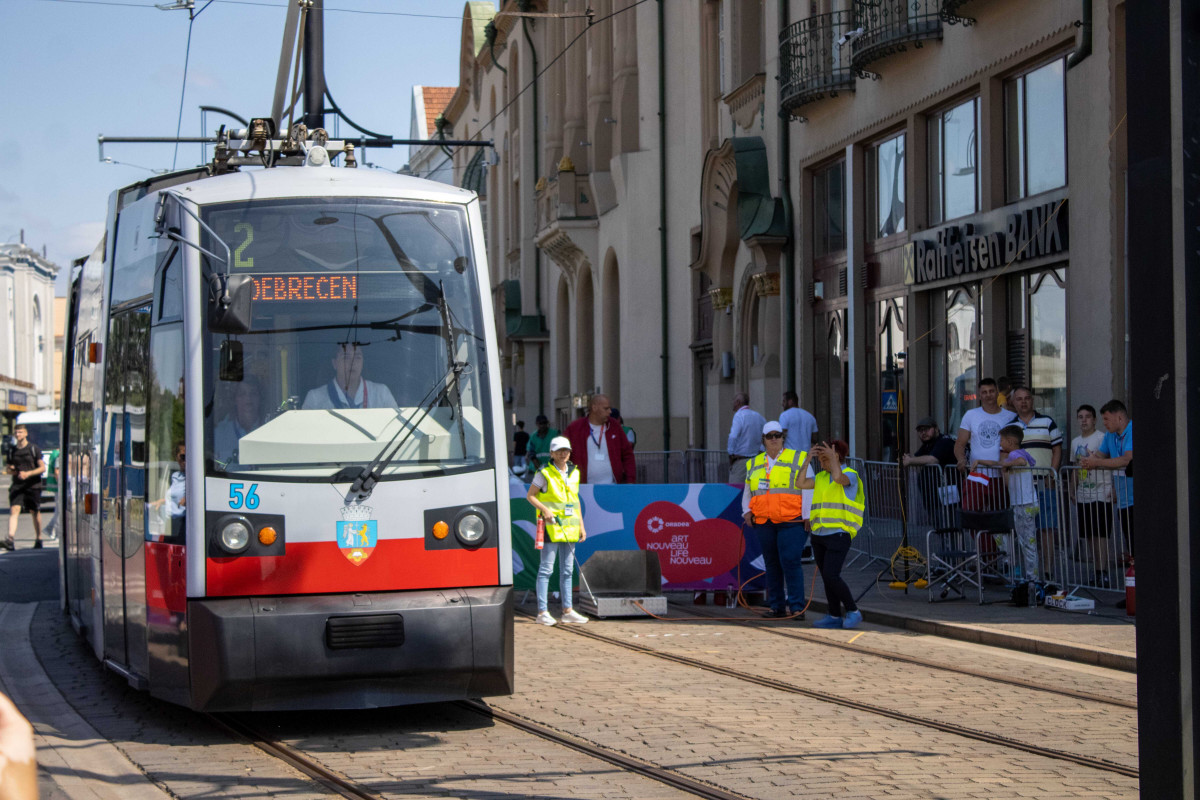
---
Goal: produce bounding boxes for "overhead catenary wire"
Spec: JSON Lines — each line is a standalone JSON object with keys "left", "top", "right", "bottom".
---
{"left": 169, "top": 1, "right": 215, "bottom": 171}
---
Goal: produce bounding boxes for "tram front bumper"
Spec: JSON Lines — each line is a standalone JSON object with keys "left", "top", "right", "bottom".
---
{"left": 187, "top": 586, "right": 514, "bottom": 711}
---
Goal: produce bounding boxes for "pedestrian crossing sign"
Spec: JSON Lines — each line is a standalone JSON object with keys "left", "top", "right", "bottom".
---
{"left": 882, "top": 390, "right": 900, "bottom": 413}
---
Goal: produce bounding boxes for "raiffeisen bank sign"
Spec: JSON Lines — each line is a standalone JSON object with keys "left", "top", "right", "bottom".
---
{"left": 905, "top": 194, "right": 1069, "bottom": 286}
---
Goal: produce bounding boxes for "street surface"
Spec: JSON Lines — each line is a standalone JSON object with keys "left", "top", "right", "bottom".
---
{"left": 0, "top": 506, "right": 1138, "bottom": 799}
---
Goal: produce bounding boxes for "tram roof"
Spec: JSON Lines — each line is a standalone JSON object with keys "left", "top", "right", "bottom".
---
{"left": 124, "top": 167, "right": 477, "bottom": 209}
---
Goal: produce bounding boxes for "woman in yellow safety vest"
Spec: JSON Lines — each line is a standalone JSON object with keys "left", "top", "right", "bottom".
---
{"left": 742, "top": 421, "right": 815, "bottom": 619}
{"left": 807, "top": 439, "right": 866, "bottom": 629}
{"left": 526, "top": 436, "right": 590, "bottom": 626}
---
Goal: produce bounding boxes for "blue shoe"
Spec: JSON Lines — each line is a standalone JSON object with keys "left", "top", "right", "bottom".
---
{"left": 842, "top": 610, "right": 863, "bottom": 629}
{"left": 813, "top": 615, "right": 842, "bottom": 628}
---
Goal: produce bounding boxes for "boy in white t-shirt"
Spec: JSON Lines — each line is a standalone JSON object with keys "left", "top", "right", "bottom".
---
{"left": 954, "top": 377, "right": 1018, "bottom": 511}
{"left": 973, "top": 425, "right": 1038, "bottom": 583}
{"left": 1070, "top": 404, "right": 1113, "bottom": 586}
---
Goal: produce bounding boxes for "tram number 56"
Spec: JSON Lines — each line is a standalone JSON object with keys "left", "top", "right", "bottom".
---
{"left": 228, "top": 483, "right": 261, "bottom": 510}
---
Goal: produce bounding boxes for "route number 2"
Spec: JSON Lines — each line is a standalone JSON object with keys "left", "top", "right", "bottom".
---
{"left": 228, "top": 483, "right": 260, "bottom": 510}
{"left": 233, "top": 223, "right": 254, "bottom": 268}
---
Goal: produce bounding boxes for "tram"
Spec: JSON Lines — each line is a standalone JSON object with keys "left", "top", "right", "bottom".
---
{"left": 58, "top": 123, "right": 514, "bottom": 711}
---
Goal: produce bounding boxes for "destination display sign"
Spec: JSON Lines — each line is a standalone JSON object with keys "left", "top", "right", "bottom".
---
{"left": 251, "top": 274, "right": 358, "bottom": 302}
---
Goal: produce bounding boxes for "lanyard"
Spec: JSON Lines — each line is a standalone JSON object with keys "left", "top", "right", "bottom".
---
{"left": 589, "top": 424, "right": 603, "bottom": 449}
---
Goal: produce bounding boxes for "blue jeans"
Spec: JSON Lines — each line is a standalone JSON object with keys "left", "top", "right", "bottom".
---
{"left": 754, "top": 520, "right": 808, "bottom": 611}
{"left": 536, "top": 541, "right": 577, "bottom": 612}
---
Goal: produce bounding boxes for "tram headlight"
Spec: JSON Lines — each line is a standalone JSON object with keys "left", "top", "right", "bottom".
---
{"left": 219, "top": 518, "right": 253, "bottom": 554}
{"left": 455, "top": 512, "right": 487, "bottom": 546}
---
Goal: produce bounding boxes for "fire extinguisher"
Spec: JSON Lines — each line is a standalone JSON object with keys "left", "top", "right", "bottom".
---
{"left": 535, "top": 514, "right": 545, "bottom": 550}
{"left": 1125, "top": 560, "right": 1136, "bottom": 616}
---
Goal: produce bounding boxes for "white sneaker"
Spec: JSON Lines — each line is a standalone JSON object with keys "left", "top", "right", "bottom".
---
{"left": 560, "top": 608, "right": 589, "bottom": 624}
{"left": 535, "top": 611, "right": 557, "bottom": 626}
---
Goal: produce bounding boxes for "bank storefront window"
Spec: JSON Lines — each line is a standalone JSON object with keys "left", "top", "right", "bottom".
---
{"left": 1006, "top": 56, "right": 1067, "bottom": 201}
{"left": 813, "top": 159, "right": 847, "bottom": 257}
{"left": 867, "top": 133, "right": 906, "bottom": 239}
{"left": 1008, "top": 269, "right": 1068, "bottom": 429}
{"left": 945, "top": 286, "right": 981, "bottom": 433}
{"left": 929, "top": 97, "right": 980, "bottom": 225}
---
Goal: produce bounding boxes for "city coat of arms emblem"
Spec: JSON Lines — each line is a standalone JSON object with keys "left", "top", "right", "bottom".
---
{"left": 337, "top": 505, "right": 378, "bottom": 566}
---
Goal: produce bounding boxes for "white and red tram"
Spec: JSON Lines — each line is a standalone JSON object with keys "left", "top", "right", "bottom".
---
{"left": 59, "top": 133, "right": 513, "bottom": 711}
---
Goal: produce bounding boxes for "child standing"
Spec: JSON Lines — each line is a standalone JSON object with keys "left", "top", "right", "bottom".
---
{"left": 973, "top": 425, "right": 1039, "bottom": 586}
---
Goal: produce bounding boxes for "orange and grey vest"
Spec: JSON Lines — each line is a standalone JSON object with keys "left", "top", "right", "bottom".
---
{"left": 746, "top": 449, "right": 808, "bottom": 524}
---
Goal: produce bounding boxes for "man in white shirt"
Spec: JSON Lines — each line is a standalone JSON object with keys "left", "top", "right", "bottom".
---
{"left": 953, "top": 377, "right": 1017, "bottom": 510}
{"left": 778, "top": 390, "right": 819, "bottom": 453}
{"left": 302, "top": 343, "right": 399, "bottom": 410}
{"left": 727, "top": 393, "right": 766, "bottom": 485}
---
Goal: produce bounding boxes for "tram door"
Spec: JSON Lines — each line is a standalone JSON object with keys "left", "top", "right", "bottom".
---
{"left": 100, "top": 306, "right": 151, "bottom": 675}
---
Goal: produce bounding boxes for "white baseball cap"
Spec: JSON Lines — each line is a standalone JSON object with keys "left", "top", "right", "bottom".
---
{"left": 549, "top": 436, "right": 572, "bottom": 452}
{"left": 762, "top": 421, "right": 784, "bottom": 436}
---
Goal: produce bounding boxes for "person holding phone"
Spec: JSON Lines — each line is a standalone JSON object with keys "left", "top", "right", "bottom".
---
{"left": 806, "top": 440, "right": 866, "bottom": 629}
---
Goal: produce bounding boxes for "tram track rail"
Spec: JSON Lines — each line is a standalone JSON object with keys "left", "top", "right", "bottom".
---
{"left": 676, "top": 602, "right": 1136, "bottom": 709}
{"left": 210, "top": 703, "right": 756, "bottom": 800}
{"left": 208, "top": 712, "right": 385, "bottom": 800}
{"left": 517, "top": 608, "right": 1139, "bottom": 779}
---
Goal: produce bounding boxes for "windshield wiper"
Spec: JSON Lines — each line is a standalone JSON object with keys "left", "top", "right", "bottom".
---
{"left": 341, "top": 358, "right": 467, "bottom": 499}
{"left": 335, "top": 281, "right": 472, "bottom": 500}
{"left": 437, "top": 280, "right": 469, "bottom": 457}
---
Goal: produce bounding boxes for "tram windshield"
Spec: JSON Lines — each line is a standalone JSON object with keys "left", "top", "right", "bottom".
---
{"left": 200, "top": 197, "right": 490, "bottom": 480}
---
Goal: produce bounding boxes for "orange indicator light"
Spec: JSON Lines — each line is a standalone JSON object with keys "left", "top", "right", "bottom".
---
{"left": 258, "top": 527, "right": 278, "bottom": 546}
{"left": 432, "top": 521, "right": 449, "bottom": 540}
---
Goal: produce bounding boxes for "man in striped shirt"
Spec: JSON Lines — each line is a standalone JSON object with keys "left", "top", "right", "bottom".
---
{"left": 1010, "top": 386, "right": 1063, "bottom": 579}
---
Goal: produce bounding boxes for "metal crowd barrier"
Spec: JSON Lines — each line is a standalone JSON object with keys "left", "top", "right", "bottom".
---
{"left": 842, "top": 459, "right": 1131, "bottom": 597}
{"left": 541, "top": 448, "right": 1130, "bottom": 598}
{"left": 684, "top": 449, "right": 732, "bottom": 484}
{"left": 633, "top": 450, "right": 687, "bottom": 484}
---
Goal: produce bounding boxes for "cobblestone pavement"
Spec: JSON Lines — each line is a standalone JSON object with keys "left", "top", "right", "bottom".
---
{"left": 26, "top": 601, "right": 698, "bottom": 799}
{"left": 720, "top": 619, "right": 1134, "bottom": 705}
{"left": 489, "top": 614, "right": 1137, "bottom": 798}
{"left": 10, "top": 580, "right": 1138, "bottom": 799}
{"left": 557, "top": 612, "right": 1137, "bottom": 770}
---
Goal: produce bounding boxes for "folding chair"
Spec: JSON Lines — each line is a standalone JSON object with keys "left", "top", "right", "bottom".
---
{"left": 926, "top": 508, "right": 1015, "bottom": 604}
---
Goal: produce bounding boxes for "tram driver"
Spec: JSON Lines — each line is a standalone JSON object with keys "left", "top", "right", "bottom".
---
{"left": 301, "top": 342, "right": 398, "bottom": 410}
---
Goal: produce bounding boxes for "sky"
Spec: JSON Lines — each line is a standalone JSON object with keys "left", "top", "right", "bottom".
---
{"left": 0, "top": 0, "right": 469, "bottom": 295}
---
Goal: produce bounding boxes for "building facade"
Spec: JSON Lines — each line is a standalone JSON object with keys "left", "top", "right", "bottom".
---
{"left": 437, "top": 0, "right": 1125, "bottom": 460}
{"left": 0, "top": 241, "right": 60, "bottom": 422}
{"left": 407, "top": 85, "right": 458, "bottom": 183}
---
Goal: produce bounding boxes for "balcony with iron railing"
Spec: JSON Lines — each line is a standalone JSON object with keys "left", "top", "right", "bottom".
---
{"left": 779, "top": 10, "right": 857, "bottom": 115}
{"left": 850, "top": 0, "right": 945, "bottom": 71}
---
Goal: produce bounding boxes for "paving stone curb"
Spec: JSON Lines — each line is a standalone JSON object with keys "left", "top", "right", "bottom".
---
{"left": 0, "top": 602, "right": 171, "bottom": 800}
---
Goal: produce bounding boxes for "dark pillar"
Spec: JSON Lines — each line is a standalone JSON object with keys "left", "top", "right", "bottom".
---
{"left": 1128, "top": 1, "right": 1200, "bottom": 795}
{"left": 302, "top": 0, "right": 325, "bottom": 131}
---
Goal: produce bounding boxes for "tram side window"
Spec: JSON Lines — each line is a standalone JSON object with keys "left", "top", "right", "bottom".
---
{"left": 147, "top": 323, "right": 186, "bottom": 542}
{"left": 112, "top": 198, "right": 169, "bottom": 306}
{"left": 156, "top": 248, "right": 183, "bottom": 322}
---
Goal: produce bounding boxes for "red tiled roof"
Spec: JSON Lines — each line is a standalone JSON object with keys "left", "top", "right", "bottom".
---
{"left": 422, "top": 86, "right": 456, "bottom": 136}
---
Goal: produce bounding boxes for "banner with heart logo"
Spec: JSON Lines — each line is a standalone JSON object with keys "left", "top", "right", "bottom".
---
{"left": 634, "top": 501, "right": 745, "bottom": 584}
{"left": 509, "top": 482, "right": 764, "bottom": 591}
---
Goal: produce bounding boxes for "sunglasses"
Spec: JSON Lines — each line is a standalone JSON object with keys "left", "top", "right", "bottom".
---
{"left": 764, "top": 432, "right": 784, "bottom": 440}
